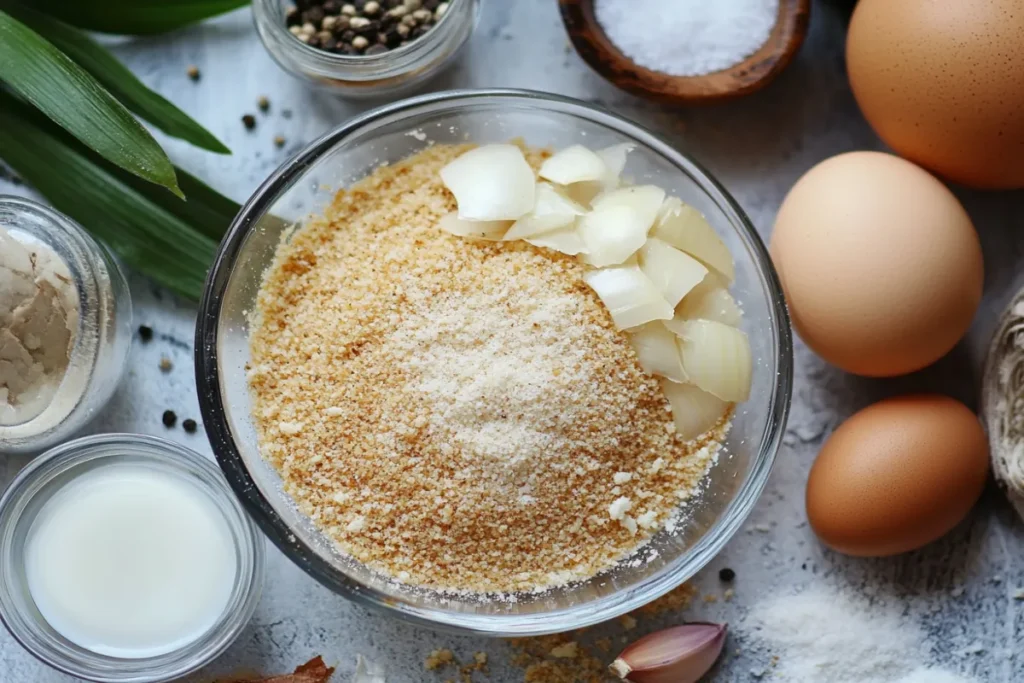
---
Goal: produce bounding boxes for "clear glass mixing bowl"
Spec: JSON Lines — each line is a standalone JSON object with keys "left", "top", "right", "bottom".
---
{"left": 195, "top": 89, "right": 792, "bottom": 636}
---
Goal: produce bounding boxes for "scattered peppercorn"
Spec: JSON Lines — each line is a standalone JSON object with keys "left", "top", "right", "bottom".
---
{"left": 719, "top": 567, "right": 736, "bottom": 582}
{"left": 162, "top": 410, "right": 177, "bottom": 428}
{"left": 257, "top": 95, "right": 270, "bottom": 112}
{"left": 138, "top": 325, "right": 154, "bottom": 342}
{"left": 159, "top": 357, "right": 173, "bottom": 372}
{"left": 182, "top": 418, "right": 198, "bottom": 433}
{"left": 282, "top": 0, "right": 451, "bottom": 56}
{"left": 274, "top": 135, "right": 286, "bottom": 148}
{"left": 242, "top": 114, "right": 257, "bottom": 130}
{"left": 186, "top": 65, "right": 201, "bottom": 81}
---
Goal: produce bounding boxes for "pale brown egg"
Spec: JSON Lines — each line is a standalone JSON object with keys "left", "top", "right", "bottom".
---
{"left": 770, "top": 152, "right": 983, "bottom": 377}
{"left": 847, "top": 0, "right": 1024, "bottom": 189}
{"left": 806, "top": 395, "right": 989, "bottom": 557}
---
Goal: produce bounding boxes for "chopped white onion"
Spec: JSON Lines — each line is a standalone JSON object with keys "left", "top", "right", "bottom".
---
{"left": 639, "top": 237, "right": 709, "bottom": 308}
{"left": 583, "top": 264, "right": 674, "bottom": 330}
{"left": 539, "top": 145, "right": 608, "bottom": 185}
{"left": 651, "top": 197, "right": 735, "bottom": 282}
{"left": 629, "top": 323, "right": 688, "bottom": 383}
{"left": 439, "top": 212, "right": 510, "bottom": 241}
{"left": 591, "top": 185, "right": 665, "bottom": 225}
{"left": 661, "top": 380, "right": 730, "bottom": 441}
{"left": 440, "top": 144, "right": 536, "bottom": 221}
{"left": 579, "top": 186, "right": 666, "bottom": 268}
{"left": 525, "top": 226, "right": 589, "bottom": 255}
{"left": 596, "top": 143, "right": 634, "bottom": 188}
{"left": 675, "top": 275, "right": 742, "bottom": 326}
{"left": 504, "top": 183, "right": 586, "bottom": 241}
{"left": 674, "top": 319, "right": 752, "bottom": 402}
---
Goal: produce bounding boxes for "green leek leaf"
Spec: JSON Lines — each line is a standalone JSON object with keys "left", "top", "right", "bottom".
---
{"left": 6, "top": 5, "right": 230, "bottom": 155}
{"left": 0, "top": 10, "right": 182, "bottom": 196}
{"left": 0, "top": 93, "right": 217, "bottom": 299}
{"left": 25, "top": 0, "right": 251, "bottom": 36}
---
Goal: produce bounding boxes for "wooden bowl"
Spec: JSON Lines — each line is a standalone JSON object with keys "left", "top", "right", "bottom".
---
{"left": 559, "top": 0, "right": 811, "bottom": 104}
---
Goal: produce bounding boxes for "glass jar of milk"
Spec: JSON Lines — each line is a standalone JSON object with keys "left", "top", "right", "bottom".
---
{"left": 0, "top": 434, "right": 265, "bottom": 682}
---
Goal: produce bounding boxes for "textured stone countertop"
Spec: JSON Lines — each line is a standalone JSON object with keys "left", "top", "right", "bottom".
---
{"left": 2, "top": 1, "right": 1022, "bottom": 681}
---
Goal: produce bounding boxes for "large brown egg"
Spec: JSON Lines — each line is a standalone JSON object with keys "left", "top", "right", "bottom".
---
{"left": 770, "top": 152, "right": 983, "bottom": 377}
{"left": 847, "top": 0, "right": 1024, "bottom": 189}
{"left": 806, "top": 395, "right": 989, "bottom": 557}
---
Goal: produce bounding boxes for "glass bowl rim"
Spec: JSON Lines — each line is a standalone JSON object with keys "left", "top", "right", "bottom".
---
{"left": 194, "top": 87, "right": 793, "bottom": 636}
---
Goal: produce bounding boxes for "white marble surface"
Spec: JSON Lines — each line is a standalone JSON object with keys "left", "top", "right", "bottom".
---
{"left": 2, "top": 1, "right": 1023, "bottom": 681}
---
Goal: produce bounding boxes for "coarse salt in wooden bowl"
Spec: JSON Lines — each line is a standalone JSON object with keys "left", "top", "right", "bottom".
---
{"left": 559, "top": 0, "right": 811, "bottom": 105}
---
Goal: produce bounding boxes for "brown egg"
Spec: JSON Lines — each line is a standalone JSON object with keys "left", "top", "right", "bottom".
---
{"left": 847, "top": 0, "right": 1024, "bottom": 189}
{"left": 806, "top": 395, "right": 989, "bottom": 557}
{"left": 771, "top": 152, "right": 983, "bottom": 377}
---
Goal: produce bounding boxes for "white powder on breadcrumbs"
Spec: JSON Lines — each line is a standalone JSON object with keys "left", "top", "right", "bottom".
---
{"left": 743, "top": 586, "right": 977, "bottom": 683}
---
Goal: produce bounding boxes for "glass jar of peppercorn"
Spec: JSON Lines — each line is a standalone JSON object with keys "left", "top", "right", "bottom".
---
{"left": 253, "top": 0, "right": 479, "bottom": 98}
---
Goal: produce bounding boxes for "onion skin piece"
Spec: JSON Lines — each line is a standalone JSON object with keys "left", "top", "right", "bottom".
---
{"left": 611, "top": 622, "right": 727, "bottom": 683}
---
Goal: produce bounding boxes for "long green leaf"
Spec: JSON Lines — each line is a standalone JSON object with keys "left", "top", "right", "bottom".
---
{"left": 0, "top": 10, "right": 182, "bottom": 196}
{"left": 6, "top": 5, "right": 229, "bottom": 154}
{"left": 24, "top": 0, "right": 250, "bottom": 36}
{"left": 0, "top": 94, "right": 216, "bottom": 299}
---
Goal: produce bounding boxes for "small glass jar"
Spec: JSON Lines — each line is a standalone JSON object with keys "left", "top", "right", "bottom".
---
{"left": 253, "top": 0, "right": 479, "bottom": 98}
{"left": 0, "top": 434, "right": 266, "bottom": 683}
{"left": 0, "top": 196, "right": 132, "bottom": 455}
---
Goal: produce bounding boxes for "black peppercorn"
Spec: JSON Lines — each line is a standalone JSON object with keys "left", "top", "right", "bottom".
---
{"left": 162, "top": 410, "right": 177, "bottom": 428}
{"left": 302, "top": 6, "right": 325, "bottom": 25}
{"left": 242, "top": 114, "right": 256, "bottom": 130}
{"left": 182, "top": 418, "right": 198, "bottom": 433}
{"left": 719, "top": 567, "right": 736, "bottom": 582}
{"left": 138, "top": 325, "right": 154, "bottom": 342}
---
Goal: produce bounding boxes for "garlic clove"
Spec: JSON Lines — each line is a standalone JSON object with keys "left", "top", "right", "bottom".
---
{"left": 610, "top": 622, "right": 726, "bottom": 683}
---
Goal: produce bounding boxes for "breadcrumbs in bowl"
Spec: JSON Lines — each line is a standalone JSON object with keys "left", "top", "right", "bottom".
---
{"left": 247, "top": 144, "right": 730, "bottom": 595}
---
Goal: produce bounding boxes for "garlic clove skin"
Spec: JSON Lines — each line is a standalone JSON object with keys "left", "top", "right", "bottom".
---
{"left": 610, "top": 622, "right": 726, "bottom": 683}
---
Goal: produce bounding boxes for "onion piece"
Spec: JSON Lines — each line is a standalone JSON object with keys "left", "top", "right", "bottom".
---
{"left": 629, "top": 323, "right": 688, "bottom": 383}
{"left": 674, "top": 319, "right": 752, "bottom": 402}
{"left": 583, "top": 265, "right": 674, "bottom": 330}
{"left": 504, "top": 183, "right": 587, "bottom": 240}
{"left": 539, "top": 144, "right": 608, "bottom": 185}
{"left": 661, "top": 380, "right": 730, "bottom": 442}
{"left": 651, "top": 197, "right": 735, "bottom": 282}
{"left": 439, "top": 212, "right": 510, "bottom": 241}
{"left": 675, "top": 275, "right": 742, "bottom": 326}
{"left": 639, "top": 238, "right": 709, "bottom": 308}
{"left": 525, "top": 226, "right": 589, "bottom": 255}
{"left": 440, "top": 144, "right": 536, "bottom": 221}
{"left": 579, "top": 186, "right": 666, "bottom": 267}
{"left": 597, "top": 143, "right": 635, "bottom": 188}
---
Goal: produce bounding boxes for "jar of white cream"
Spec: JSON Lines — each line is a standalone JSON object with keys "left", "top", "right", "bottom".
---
{"left": 0, "top": 434, "right": 265, "bottom": 682}
{"left": 0, "top": 196, "right": 133, "bottom": 454}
